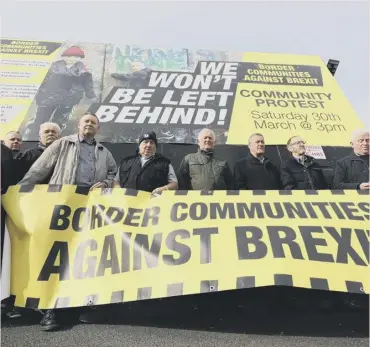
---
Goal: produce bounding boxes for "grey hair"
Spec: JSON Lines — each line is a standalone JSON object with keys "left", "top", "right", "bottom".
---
{"left": 351, "top": 128, "right": 369, "bottom": 142}
{"left": 248, "top": 133, "right": 264, "bottom": 145}
{"left": 197, "top": 128, "right": 216, "bottom": 141}
{"left": 39, "top": 122, "right": 61, "bottom": 135}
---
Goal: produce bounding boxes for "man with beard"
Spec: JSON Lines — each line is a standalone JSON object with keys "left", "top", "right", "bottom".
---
{"left": 19, "top": 113, "right": 117, "bottom": 331}
{"left": 20, "top": 122, "right": 61, "bottom": 180}
{"left": 24, "top": 45, "right": 96, "bottom": 139}
{"left": 280, "top": 135, "right": 328, "bottom": 190}
{"left": 333, "top": 129, "right": 370, "bottom": 190}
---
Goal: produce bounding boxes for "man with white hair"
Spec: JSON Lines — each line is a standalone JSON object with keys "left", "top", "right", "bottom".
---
{"left": 333, "top": 129, "right": 370, "bottom": 190}
{"left": 20, "top": 122, "right": 62, "bottom": 180}
{"left": 178, "top": 128, "right": 233, "bottom": 190}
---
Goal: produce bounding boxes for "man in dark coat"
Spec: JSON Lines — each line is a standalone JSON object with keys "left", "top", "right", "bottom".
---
{"left": 280, "top": 136, "right": 328, "bottom": 190}
{"left": 114, "top": 131, "right": 178, "bottom": 194}
{"left": 333, "top": 129, "right": 369, "bottom": 190}
{"left": 24, "top": 45, "right": 96, "bottom": 140}
{"left": 20, "top": 122, "right": 61, "bottom": 180}
{"left": 234, "top": 133, "right": 281, "bottom": 190}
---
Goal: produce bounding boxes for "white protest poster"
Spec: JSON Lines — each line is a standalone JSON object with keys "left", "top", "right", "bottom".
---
{"left": 305, "top": 145, "right": 326, "bottom": 160}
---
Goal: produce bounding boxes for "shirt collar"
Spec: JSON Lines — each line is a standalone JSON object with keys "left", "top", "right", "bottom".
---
{"left": 78, "top": 134, "right": 96, "bottom": 145}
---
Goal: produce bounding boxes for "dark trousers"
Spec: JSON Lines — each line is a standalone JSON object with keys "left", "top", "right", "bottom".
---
{"left": 25, "top": 104, "right": 74, "bottom": 139}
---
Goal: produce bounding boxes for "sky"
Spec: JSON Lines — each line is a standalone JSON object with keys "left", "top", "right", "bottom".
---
{"left": 1, "top": 0, "right": 369, "bottom": 126}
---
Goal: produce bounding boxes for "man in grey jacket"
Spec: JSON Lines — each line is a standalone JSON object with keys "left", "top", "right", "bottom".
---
{"left": 18, "top": 112, "right": 117, "bottom": 331}
{"left": 20, "top": 112, "right": 117, "bottom": 189}
{"left": 178, "top": 128, "right": 233, "bottom": 190}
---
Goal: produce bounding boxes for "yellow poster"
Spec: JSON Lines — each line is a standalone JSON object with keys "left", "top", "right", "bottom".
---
{"left": 227, "top": 52, "right": 365, "bottom": 146}
{"left": 2, "top": 185, "right": 368, "bottom": 309}
{"left": 0, "top": 38, "right": 62, "bottom": 139}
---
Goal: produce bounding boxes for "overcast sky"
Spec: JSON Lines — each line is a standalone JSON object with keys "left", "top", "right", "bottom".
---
{"left": 1, "top": 1, "right": 369, "bottom": 125}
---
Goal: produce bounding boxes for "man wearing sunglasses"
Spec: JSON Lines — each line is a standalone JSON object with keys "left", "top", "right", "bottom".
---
{"left": 280, "top": 135, "right": 328, "bottom": 190}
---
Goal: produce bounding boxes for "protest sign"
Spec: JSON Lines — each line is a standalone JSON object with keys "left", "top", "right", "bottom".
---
{"left": 3, "top": 185, "right": 368, "bottom": 309}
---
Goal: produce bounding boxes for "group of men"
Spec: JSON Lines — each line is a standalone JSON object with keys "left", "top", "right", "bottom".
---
{"left": 1, "top": 111, "right": 369, "bottom": 331}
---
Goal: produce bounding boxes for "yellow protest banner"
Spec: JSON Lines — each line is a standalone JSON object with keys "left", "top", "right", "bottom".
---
{"left": 3, "top": 186, "right": 369, "bottom": 309}
{"left": 0, "top": 38, "right": 62, "bottom": 139}
{"left": 227, "top": 52, "right": 365, "bottom": 146}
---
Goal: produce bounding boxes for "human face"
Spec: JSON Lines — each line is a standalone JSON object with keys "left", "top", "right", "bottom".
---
{"left": 288, "top": 136, "right": 306, "bottom": 156}
{"left": 352, "top": 132, "right": 369, "bottom": 155}
{"left": 198, "top": 130, "right": 215, "bottom": 151}
{"left": 78, "top": 114, "right": 100, "bottom": 138}
{"left": 4, "top": 132, "right": 22, "bottom": 151}
{"left": 249, "top": 135, "right": 265, "bottom": 157}
{"left": 131, "top": 61, "right": 145, "bottom": 72}
{"left": 64, "top": 56, "right": 82, "bottom": 66}
{"left": 139, "top": 139, "right": 156, "bottom": 158}
{"left": 40, "top": 126, "right": 60, "bottom": 146}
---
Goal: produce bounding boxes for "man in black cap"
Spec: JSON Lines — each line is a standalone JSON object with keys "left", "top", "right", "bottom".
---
{"left": 114, "top": 131, "right": 178, "bottom": 193}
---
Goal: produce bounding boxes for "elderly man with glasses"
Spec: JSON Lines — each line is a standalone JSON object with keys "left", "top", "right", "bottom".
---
{"left": 280, "top": 135, "right": 328, "bottom": 190}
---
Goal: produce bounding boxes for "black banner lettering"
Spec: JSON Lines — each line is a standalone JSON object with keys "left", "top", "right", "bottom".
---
{"left": 73, "top": 239, "right": 98, "bottom": 280}
{"left": 49, "top": 205, "right": 71, "bottom": 231}
{"left": 300, "top": 226, "right": 334, "bottom": 263}
{"left": 96, "top": 235, "right": 121, "bottom": 276}
{"left": 267, "top": 226, "right": 304, "bottom": 259}
{"left": 37, "top": 241, "right": 70, "bottom": 281}
{"left": 163, "top": 229, "right": 191, "bottom": 265}
{"left": 133, "top": 233, "right": 163, "bottom": 270}
{"left": 235, "top": 226, "right": 267, "bottom": 260}
{"left": 193, "top": 227, "right": 218, "bottom": 264}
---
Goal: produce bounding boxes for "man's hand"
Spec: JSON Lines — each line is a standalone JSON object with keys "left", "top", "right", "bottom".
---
{"left": 90, "top": 182, "right": 107, "bottom": 190}
{"left": 151, "top": 186, "right": 167, "bottom": 196}
{"left": 359, "top": 182, "right": 370, "bottom": 190}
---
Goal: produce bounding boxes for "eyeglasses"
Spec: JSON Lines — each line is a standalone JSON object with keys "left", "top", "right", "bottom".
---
{"left": 290, "top": 141, "right": 306, "bottom": 146}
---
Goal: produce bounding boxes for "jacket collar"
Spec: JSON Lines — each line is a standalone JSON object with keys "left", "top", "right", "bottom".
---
{"left": 291, "top": 155, "right": 315, "bottom": 167}
{"left": 350, "top": 152, "right": 369, "bottom": 161}
{"left": 198, "top": 148, "right": 214, "bottom": 157}
{"left": 248, "top": 153, "right": 267, "bottom": 164}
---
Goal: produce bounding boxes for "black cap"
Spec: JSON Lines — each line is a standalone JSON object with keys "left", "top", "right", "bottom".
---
{"left": 139, "top": 131, "right": 158, "bottom": 147}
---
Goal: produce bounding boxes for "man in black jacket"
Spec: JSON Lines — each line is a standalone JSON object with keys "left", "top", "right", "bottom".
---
{"left": 114, "top": 131, "right": 178, "bottom": 194}
{"left": 3, "top": 131, "right": 23, "bottom": 159}
{"left": 333, "top": 129, "right": 369, "bottom": 190}
{"left": 281, "top": 136, "right": 328, "bottom": 190}
{"left": 234, "top": 133, "right": 281, "bottom": 190}
{"left": 20, "top": 122, "right": 61, "bottom": 180}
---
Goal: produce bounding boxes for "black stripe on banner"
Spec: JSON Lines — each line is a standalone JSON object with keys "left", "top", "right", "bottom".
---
{"left": 310, "top": 278, "right": 329, "bottom": 291}
{"left": 47, "top": 184, "right": 63, "bottom": 193}
{"left": 236, "top": 276, "right": 256, "bottom": 289}
{"left": 200, "top": 190, "right": 214, "bottom": 196}
{"left": 75, "top": 186, "right": 90, "bottom": 195}
{"left": 137, "top": 287, "right": 152, "bottom": 300}
{"left": 25, "top": 297, "right": 40, "bottom": 309}
{"left": 110, "top": 290, "right": 125, "bottom": 303}
{"left": 167, "top": 283, "right": 184, "bottom": 297}
{"left": 84, "top": 294, "right": 98, "bottom": 306}
{"left": 19, "top": 184, "right": 35, "bottom": 193}
{"left": 331, "top": 190, "right": 345, "bottom": 195}
{"left": 304, "top": 190, "right": 319, "bottom": 195}
{"left": 101, "top": 188, "right": 113, "bottom": 195}
{"left": 124, "top": 188, "right": 139, "bottom": 196}
{"left": 175, "top": 190, "right": 188, "bottom": 195}
{"left": 279, "top": 190, "right": 292, "bottom": 195}
{"left": 9, "top": 295, "right": 16, "bottom": 306}
{"left": 226, "top": 190, "right": 240, "bottom": 195}
{"left": 345, "top": 281, "right": 365, "bottom": 294}
{"left": 200, "top": 280, "right": 218, "bottom": 293}
{"left": 54, "top": 297, "right": 70, "bottom": 308}
{"left": 357, "top": 190, "right": 370, "bottom": 195}
{"left": 252, "top": 190, "right": 266, "bottom": 195}
{"left": 274, "top": 274, "right": 293, "bottom": 287}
